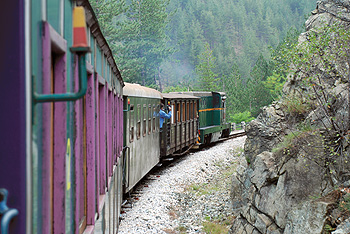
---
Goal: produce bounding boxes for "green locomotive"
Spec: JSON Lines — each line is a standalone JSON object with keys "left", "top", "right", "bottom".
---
{"left": 171, "top": 91, "right": 231, "bottom": 145}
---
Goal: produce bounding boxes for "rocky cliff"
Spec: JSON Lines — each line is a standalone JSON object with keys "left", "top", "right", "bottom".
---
{"left": 230, "top": 1, "right": 350, "bottom": 233}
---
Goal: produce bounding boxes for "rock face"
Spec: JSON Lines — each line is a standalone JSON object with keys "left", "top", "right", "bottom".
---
{"left": 230, "top": 1, "right": 350, "bottom": 233}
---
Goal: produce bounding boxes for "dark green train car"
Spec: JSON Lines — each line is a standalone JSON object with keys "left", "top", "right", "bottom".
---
{"left": 171, "top": 92, "right": 231, "bottom": 144}
{"left": 160, "top": 94, "right": 200, "bottom": 157}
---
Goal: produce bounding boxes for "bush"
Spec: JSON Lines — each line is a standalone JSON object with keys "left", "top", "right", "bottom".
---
{"left": 229, "top": 111, "right": 255, "bottom": 124}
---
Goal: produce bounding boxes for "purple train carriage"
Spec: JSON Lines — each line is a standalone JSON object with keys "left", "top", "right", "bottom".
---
{"left": 0, "top": 0, "right": 124, "bottom": 233}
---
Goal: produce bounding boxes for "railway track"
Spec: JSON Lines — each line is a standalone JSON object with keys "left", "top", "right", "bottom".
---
{"left": 121, "top": 129, "right": 246, "bottom": 215}
{"left": 118, "top": 135, "right": 247, "bottom": 233}
{"left": 225, "top": 129, "right": 246, "bottom": 140}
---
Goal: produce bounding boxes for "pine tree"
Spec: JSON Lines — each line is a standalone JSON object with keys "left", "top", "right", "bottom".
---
{"left": 247, "top": 55, "right": 273, "bottom": 116}
{"left": 89, "top": 0, "right": 127, "bottom": 55}
{"left": 113, "top": 0, "right": 173, "bottom": 86}
{"left": 225, "top": 62, "right": 246, "bottom": 116}
{"left": 195, "top": 42, "right": 219, "bottom": 91}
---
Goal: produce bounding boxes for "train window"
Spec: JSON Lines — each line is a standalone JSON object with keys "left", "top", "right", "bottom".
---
{"left": 190, "top": 102, "right": 193, "bottom": 119}
{"left": 187, "top": 102, "right": 189, "bottom": 120}
{"left": 129, "top": 104, "right": 134, "bottom": 142}
{"left": 152, "top": 104, "right": 156, "bottom": 132}
{"left": 182, "top": 103, "right": 185, "bottom": 122}
{"left": 143, "top": 104, "right": 146, "bottom": 137}
{"left": 171, "top": 104, "right": 175, "bottom": 124}
{"left": 194, "top": 102, "right": 197, "bottom": 118}
{"left": 176, "top": 103, "right": 180, "bottom": 123}
{"left": 148, "top": 104, "right": 151, "bottom": 134}
{"left": 137, "top": 104, "right": 141, "bottom": 139}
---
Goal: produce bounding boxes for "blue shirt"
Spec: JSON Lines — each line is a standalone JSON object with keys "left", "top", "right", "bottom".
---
{"left": 159, "top": 109, "right": 171, "bottom": 128}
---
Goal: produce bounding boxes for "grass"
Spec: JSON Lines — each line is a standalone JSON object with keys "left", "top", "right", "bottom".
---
{"left": 202, "top": 216, "right": 235, "bottom": 234}
{"left": 202, "top": 221, "right": 230, "bottom": 234}
{"left": 339, "top": 193, "right": 350, "bottom": 212}
{"left": 282, "top": 94, "right": 311, "bottom": 118}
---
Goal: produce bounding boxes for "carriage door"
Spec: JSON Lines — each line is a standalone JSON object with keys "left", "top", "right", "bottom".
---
{"left": 221, "top": 96, "right": 227, "bottom": 124}
{"left": 212, "top": 92, "right": 221, "bottom": 126}
{"left": 49, "top": 49, "right": 68, "bottom": 234}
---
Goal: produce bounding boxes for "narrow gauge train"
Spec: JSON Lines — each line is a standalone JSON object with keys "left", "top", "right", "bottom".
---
{"left": 122, "top": 84, "right": 231, "bottom": 198}
{"left": 0, "top": 1, "right": 231, "bottom": 234}
{"left": 122, "top": 84, "right": 201, "bottom": 194}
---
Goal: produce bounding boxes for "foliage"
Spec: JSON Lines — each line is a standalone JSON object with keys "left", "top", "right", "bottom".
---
{"left": 284, "top": 21, "right": 350, "bottom": 130}
{"left": 339, "top": 193, "right": 350, "bottom": 213}
{"left": 91, "top": 0, "right": 174, "bottom": 86}
{"left": 176, "top": 225, "right": 187, "bottom": 233}
{"left": 270, "top": 27, "right": 301, "bottom": 77}
{"left": 89, "top": 0, "right": 127, "bottom": 55}
{"left": 224, "top": 63, "right": 247, "bottom": 116}
{"left": 246, "top": 54, "right": 274, "bottom": 116}
{"left": 162, "top": 0, "right": 315, "bottom": 118}
{"left": 119, "top": 0, "right": 175, "bottom": 86}
{"left": 229, "top": 111, "right": 254, "bottom": 124}
{"left": 195, "top": 42, "right": 220, "bottom": 91}
{"left": 272, "top": 130, "right": 304, "bottom": 153}
{"left": 263, "top": 72, "right": 285, "bottom": 100}
{"left": 282, "top": 94, "right": 312, "bottom": 120}
{"left": 165, "top": 0, "right": 316, "bottom": 83}
{"left": 162, "top": 84, "right": 193, "bottom": 93}
{"left": 92, "top": 0, "right": 317, "bottom": 119}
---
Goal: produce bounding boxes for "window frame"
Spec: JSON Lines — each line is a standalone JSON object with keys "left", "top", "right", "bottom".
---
{"left": 142, "top": 104, "right": 147, "bottom": 137}
{"left": 136, "top": 104, "right": 141, "bottom": 139}
{"left": 148, "top": 104, "right": 152, "bottom": 134}
{"left": 129, "top": 104, "right": 134, "bottom": 142}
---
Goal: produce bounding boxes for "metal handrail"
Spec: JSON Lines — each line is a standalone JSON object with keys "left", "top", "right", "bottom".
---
{"left": 33, "top": 47, "right": 89, "bottom": 103}
{"left": 0, "top": 189, "right": 18, "bottom": 234}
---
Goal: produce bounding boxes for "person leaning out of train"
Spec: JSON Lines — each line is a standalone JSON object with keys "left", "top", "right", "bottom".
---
{"left": 159, "top": 103, "right": 172, "bottom": 130}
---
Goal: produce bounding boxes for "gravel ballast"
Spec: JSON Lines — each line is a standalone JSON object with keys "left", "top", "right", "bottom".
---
{"left": 118, "top": 136, "right": 246, "bottom": 234}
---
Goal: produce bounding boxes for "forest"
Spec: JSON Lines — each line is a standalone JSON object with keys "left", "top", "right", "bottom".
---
{"left": 90, "top": 0, "right": 317, "bottom": 122}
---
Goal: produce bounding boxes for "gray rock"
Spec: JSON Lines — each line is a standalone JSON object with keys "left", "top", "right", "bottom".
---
{"left": 284, "top": 201, "right": 331, "bottom": 234}
{"left": 230, "top": 0, "right": 350, "bottom": 233}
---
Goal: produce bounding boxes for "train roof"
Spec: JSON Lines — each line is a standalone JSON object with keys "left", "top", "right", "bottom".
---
{"left": 123, "top": 83, "right": 162, "bottom": 99}
{"left": 76, "top": 0, "right": 124, "bottom": 87}
{"left": 162, "top": 93, "right": 200, "bottom": 100}
{"left": 170, "top": 91, "right": 226, "bottom": 97}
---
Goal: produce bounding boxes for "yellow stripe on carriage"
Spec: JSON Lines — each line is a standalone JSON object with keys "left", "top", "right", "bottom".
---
{"left": 198, "top": 108, "right": 224, "bottom": 112}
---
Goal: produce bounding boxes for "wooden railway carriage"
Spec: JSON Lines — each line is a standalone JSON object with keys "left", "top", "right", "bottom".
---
{"left": 123, "top": 83, "right": 162, "bottom": 193}
{"left": 172, "top": 92, "right": 231, "bottom": 144}
{"left": 160, "top": 94, "right": 200, "bottom": 157}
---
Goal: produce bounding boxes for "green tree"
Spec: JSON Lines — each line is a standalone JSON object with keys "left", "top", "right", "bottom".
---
{"left": 263, "top": 72, "right": 285, "bottom": 100}
{"left": 225, "top": 62, "right": 246, "bottom": 116}
{"left": 247, "top": 55, "right": 273, "bottom": 116}
{"left": 89, "top": 0, "right": 127, "bottom": 55}
{"left": 195, "top": 42, "right": 219, "bottom": 91}
{"left": 270, "top": 27, "right": 300, "bottom": 77}
{"left": 113, "top": 0, "right": 173, "bottom": 86}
